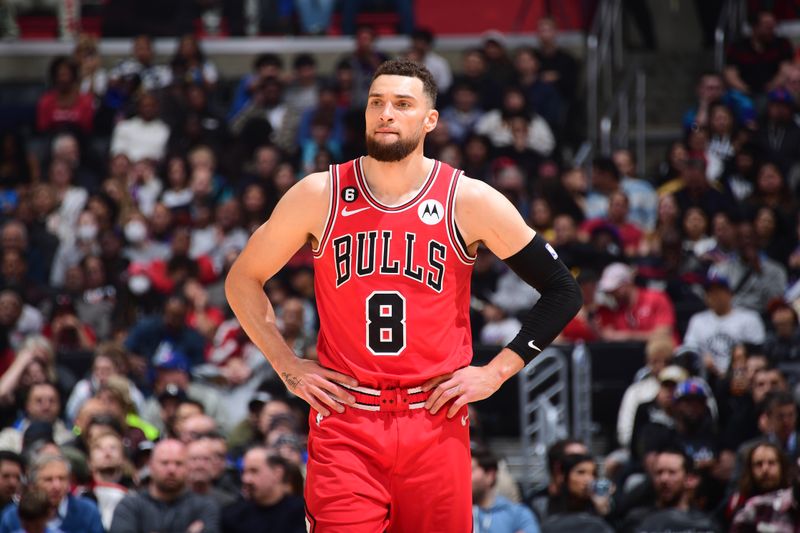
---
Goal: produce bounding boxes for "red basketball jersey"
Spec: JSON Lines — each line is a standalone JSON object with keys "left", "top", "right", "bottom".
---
{"left": 312, "top": 157, "right": 476, "bottom": 388}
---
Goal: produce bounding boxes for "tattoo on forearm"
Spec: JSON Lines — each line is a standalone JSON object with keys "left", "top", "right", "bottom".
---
{"left": 282, "top": 372, "right": 302, "bottom": 390}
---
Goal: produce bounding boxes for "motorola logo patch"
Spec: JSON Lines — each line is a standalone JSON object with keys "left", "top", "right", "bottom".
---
{"left": 417, "top": 199, "right": 444, "bottom": 225}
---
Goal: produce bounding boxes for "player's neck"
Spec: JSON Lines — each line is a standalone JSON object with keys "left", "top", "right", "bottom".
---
{"left": 361, "top": 153, "right": 434, "bottom": 206}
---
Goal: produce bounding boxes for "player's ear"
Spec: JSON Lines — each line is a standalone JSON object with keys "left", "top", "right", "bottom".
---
{"left": 423, "top": 109, "right": 439, "bottom": 133}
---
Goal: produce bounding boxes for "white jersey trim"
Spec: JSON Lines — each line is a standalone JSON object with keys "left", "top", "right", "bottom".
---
{"left": 312, "top": 164, "right": 339, "bottom": 258}
{"left": 355, "top": 156, "right": 439, "bottom": 213}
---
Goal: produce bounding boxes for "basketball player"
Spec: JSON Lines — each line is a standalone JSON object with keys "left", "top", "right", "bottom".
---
{"left": 226, "top": 59, "right": 582, "bottom": 532}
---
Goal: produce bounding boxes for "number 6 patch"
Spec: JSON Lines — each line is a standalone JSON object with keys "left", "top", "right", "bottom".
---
{"left": 365, "top": 291, "right": 406, "bottom": 355}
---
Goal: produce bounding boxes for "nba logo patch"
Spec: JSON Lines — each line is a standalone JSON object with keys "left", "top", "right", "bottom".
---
{"left": 417, "top": 199, "right": 444, "bottom": 225}
{"left": 545, "top": 243, "right": 558, "bottom": 259}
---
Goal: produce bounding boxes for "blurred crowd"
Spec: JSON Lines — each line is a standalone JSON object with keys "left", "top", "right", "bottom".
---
{"left": 0, "top": 4, "right": 800, "bottom": 532}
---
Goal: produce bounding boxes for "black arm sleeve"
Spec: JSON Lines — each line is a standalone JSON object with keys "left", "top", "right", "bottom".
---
{"left": 502, "top": 234, "right": 583, "bottom": 364}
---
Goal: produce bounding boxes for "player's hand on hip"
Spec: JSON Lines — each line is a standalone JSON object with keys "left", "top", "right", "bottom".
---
{"left": 278, "top": 358, "right": 358, "bottom": 416}
{"left": 422, "top": 366, "right": 502, "bottom": 419}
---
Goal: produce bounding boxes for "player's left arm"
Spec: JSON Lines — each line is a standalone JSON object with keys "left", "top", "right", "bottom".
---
{"left": 424, "top": 177, "right": 582, "bottom": 417}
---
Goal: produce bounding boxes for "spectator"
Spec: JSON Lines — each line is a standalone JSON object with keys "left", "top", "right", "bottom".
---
{"left": 85, "top": 431, "right": 132, "bottom": 529}
{"left": 0, "top": 451, "right": 22, "bottom": 510}
{"left": 540, "top": 453, "right": 613, "bottom": 528}
{"left": 339, "top": 25, "right": 389, "bottom": 109}
{"left": 283, "top": 54, "right": 320, "bottom": 117}
{"left": 612, "top": 149, "right": 658, "bottom": 232}
{"left": 580, "top": 191, "right": 644, "bottom": 257}
{"left": 723, "top": 441, "right": 790, "bottom": 527}
{"left": 110, "top": 92, "right": 170, "bottom": 164}
{"left": 187, "top": 439, "right": 236, "bottom": 508}
{"left": 409, "top": 28, "right": 452, "bottom": 95}
{"left": 0, "top": 454, "right": 103, "bottom": 533}
{"left": 535, "top": 17, "right": 578, "bottom": 124}
{"left": 682, "top": 72, "right": 756, "bottom": 133}
{"left": 440, "top": 82, "right": 484, "bottom": 145}
{"left": 719, "top": 364, "right": 786, "bottom": 471}
{"left": 724, "top": 10, "right": 793, "bottom": 97}
{"left": 763, "top": 301, "right": 800, "bottom": 363}
{"left": 731, "top": 456, "right": 800, "bottom": 531}
{"left": 227, "top": 392, "right": 269, "bottom": 459}
{"left": 512, "top": 46, "right": 561, "bottom": 130}
{"left": 124, "top": 294, "right": 206, "bottom": 374}
{"left": 36, "top": 56, "right": 94, "bottom": 135}
{"left": 471, "top": 447, "right": 539, "bottom": 533}
{"left": 481, "top": 31, "right": 515, "bottom": 88}
{"left": 617, "top": 336, "right": 677, "bottom": 449}
{"left": 629, "top": 366, "right": 687, "bottom": 463}
{"left": 0, "top": 383, "right": 72, "bottom": 453}
{"left": 220, "top": 448, "right": 304, "bottom": 533}
{"left": 8, "top": 490, "right": 58, "bottom": 533}
{"left": 45, "top": 158, "right": 88, "bottom": 246}
{"left": 73, "top": 34, "right": 108, "bottom": 100}
{"left": 0, "top": 290, "right": 44, "bottom": 350}
{"left": 671, "top": 154, "right": 734, "bottom": 222}
{"left": 755, "top": 90, "right": 800, "bottom": 180}
{"left": 108, "top": 35, "right": 172, "bottom": 92}
{"left": 736, "top": 391, "right": 800, "bottom": 472}
{"left": 172, "top": 34, "right": 218, "bottom": 90}
{"left": 109, "top": 439, "right": 219, "bottom": 533}
{"left": 683, "top": 274, "right": 766, "bottom": 378}
{"left": 596, "top": 263, "right": 677, "bottom": 342}
{"left": 50, "top": 132, "right": 100, "bottom": 194}
{"left": 228, "top": 54, "right": 284, "bottom": 121}
{"left": 138, "top": 352, "right": 224, "bottom": 433}
{"left": 453, "top": 48, "right": 502, "bottom": 111}
{"left": 474, "top": 86, "right": 555, "bottom": 157}
{"left": 710, "top": 221, "right": 788, "bottom": 312}
{"left": 65, "top": 346, "right": 144, "bottom": 424}
{"left": 621, "top": 448, "right": 719, "bottom": 532}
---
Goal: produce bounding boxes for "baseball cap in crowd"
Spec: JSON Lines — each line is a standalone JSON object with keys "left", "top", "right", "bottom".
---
{"left": 481, "top": 29, "right": 508, "bottom": 48}
{"left": 248, "top": 391, "right": 273, "bottom": 413}
{"left": 658, "top": 365, "right": 688, "bottom": 385}
{"left": 157, "top": 383, "right": 188, "bottom": 404}
{"left": 768, "top": 87, "right": 794, "bottom": 105}
{"left": 674, "top": 378, "right": 708, "bottom": 401}
{"left": 598, "top": 263, "right": 634, "bottom": 293}
{"left": 153, "top": 347, "right": 190, "bottom": 373}
{"left": 703, "top": 273, "right": 731, "bottom": 291}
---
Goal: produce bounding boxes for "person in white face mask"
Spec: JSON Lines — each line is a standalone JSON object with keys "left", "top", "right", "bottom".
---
{"left": 122, "top": 213, "right": 170, "bottom": 265}
{"left": 49, "top": 209, "right": 102, "bottom": 288}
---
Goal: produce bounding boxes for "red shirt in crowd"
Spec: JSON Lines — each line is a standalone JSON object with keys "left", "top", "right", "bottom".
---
{"left": 596, "top": 287, "right": 676, "bottom": 337}
{"left": 36, "top": 90, "right": 95, "bottom": 133}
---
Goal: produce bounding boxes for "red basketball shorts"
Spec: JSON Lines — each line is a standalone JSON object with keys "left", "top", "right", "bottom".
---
{"left": 304, "top": 401, "right": 472, "bottom": 532}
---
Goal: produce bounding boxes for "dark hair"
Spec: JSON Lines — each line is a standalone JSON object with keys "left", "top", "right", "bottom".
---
{"left": 293, "top": 53, "right": 315, "bottom": 70}
{"left": 48, "top": 56, "right": 78, "bottom": 87}
{"left": 658, "top": 445, "right": 694, "bottom": 474}
{"left": 411, "top": 28, "right": 434, "bottom": 45}
{"left": 0, "top": 450, "right": 23, "bottom": 470}
{"left": 592, "top": 157, "right": 621, "bottom": 181}
{"left": 178, "top": 398, "right": 206, "bottom": 413}
{"left": 17, "top": 490, "right": 51, "bottom": 522}
{"left": 85, "top": 414, "right": 124, "bottom": 437}
{"left": 254, "top": 53, "right": 283, "bottom": 71}
{"left": 266, "top": 454, "right": 303, "bottom": 494}
{"left": 739, "top": 441, "right": 791, "bottom": 498}
{"left": 371, "top": 59, "right": 438, "bottom": 107}
{"left": 471, "top": 447, "right": 499, "bottom": 474}
{"left": 761, "top": 390, "right": 795, "bottom": 417}
{"left": 546, "top": 438, "right": 586, "bottom": 475}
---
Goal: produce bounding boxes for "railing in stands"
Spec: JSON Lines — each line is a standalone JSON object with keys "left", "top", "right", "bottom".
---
{"left": 583, "top": 0, "right": 646, "bottom": 177}
{"left": 518, "top": 343, "right": 593, "bottom": 489}
{"left": 714, "top": 0, "right": 747, "bottom": 72}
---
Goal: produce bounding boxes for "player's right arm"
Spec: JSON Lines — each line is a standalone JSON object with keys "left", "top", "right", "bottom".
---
{"left": 225, "top": 172, "right": 357, "bottom": 416}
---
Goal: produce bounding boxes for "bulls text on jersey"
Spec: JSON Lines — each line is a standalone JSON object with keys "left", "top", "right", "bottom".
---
{"left": 332, "top": 230, "right": 446, "bottom": 292}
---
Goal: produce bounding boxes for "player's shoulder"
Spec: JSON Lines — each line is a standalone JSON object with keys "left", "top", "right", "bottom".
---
{"left": 455, "top": 174, "right": 505, "bottom": 210}
{"left": 279, "top": 170, "right": 330, "bottom": 205}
